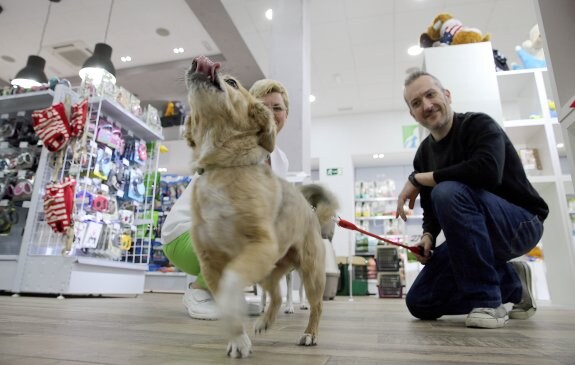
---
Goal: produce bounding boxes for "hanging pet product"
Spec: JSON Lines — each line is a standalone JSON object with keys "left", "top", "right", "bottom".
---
{"left": 31, "top": 103, "right": 71, "bottom": 152}
{"left": 43, "top": 176, "right": 76, "bottom": 234}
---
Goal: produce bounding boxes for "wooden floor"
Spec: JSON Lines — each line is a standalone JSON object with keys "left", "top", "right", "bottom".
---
{"left": 1, "top": 292, "right": 575, "bottom": 365}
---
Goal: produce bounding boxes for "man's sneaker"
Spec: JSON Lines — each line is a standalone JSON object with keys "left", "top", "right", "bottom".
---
{"left": 465, "top": 304, "right": 509, "bottom": 329}
{"left": 509, "top": 260, "right": 537, "bottom": 320}
{"left": 183, "top": 287, "right": 220, "bottom": 320}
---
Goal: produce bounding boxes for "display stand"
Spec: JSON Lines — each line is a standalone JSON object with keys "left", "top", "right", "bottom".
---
{"left": 7, "top": 83, "right": 163, "bottom": 296}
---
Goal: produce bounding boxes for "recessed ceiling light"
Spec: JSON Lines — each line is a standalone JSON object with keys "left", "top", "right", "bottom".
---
{"left": 1, "top": 55, "right": 15, "bottom": 63}
{"left": 265, "top": 9, "right": 273, "bottom": 20}
{"left": 557, "top": 143, "right": 565, "bottom": 149}
{"left": 173, "top": 47, "right": 184, "bottom": 54}
{"left": 156, "top": 28, "right": 170, "bottom": 37}
{"left": 158, "top": 167, "right": 168, "bottom": 172}
{"left": 372, "top": 154, "right": 379, "bottom": 159}
{"left": 120, "top": 56, "right": 132, "bottom": 62}
{"left": 407, "top": 45, "right": 423, "bottom": 56}
{"left": 378, "top": 154, "right": 384, "bottom": 158}
{"left": 309, "top": 94, "right": 316, "bottom": 103}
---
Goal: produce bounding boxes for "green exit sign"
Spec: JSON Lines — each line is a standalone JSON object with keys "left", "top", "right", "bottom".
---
{"left": 326, "top": 168, "right": 343, "bottom": 176}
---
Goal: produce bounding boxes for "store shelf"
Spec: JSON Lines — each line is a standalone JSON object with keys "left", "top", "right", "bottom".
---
{"left": 0, "top": 90, "right": 54, "bottom": 114}
{"left": 90, "top": 96, "right": 164, "bottom": 142}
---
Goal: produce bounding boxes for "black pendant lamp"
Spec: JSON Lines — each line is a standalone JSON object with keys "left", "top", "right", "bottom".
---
{"left": 11, "top": 1, "right": 55, "bottom": 88}
{"left": 79, "top": 0, "right": 117, "bottom": 85}
{"left": 11, "top": 55, "right": 48, "bottom": 88}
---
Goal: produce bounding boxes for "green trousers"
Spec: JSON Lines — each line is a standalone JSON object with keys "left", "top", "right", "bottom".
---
{"left": 161, "top": 231, "right": 207, "bottom": 289}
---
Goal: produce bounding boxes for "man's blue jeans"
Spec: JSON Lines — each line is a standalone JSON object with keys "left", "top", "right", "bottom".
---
{"left": 405, "top": 181, "right": 544, "bottom": 319}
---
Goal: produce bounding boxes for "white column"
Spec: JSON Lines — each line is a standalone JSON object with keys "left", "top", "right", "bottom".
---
{"left": 268, "top": 0, "right": 311, "bottom": 174}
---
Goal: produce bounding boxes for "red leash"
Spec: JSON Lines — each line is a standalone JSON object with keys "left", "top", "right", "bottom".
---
{"left": 336, "top": 217, "right": 424, "bottom": 256}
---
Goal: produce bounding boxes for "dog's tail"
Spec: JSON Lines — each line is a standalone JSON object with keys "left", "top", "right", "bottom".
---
{"left": 299, "top": 184, "right": 339, "bottom": 241}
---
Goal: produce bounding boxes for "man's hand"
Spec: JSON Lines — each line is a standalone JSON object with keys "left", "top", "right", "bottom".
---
{"left": 396, "top": 180, "right": 419, "bottom": 221}
{"left": 414, "top": 235, "right": 433, "bottom": 265}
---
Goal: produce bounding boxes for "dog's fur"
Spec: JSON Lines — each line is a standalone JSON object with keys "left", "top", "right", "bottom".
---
{"left": 185, "top": 56, "right": 339, "bottom": 358}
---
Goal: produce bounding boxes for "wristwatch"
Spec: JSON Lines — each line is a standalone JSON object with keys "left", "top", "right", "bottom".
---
{"left": 408, "top": 171, "right": 424, "bottom": 189}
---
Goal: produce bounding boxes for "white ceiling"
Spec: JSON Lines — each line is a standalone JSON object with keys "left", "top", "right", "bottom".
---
{"left": 0, "top": 0, "right": 539, "bottom": 123}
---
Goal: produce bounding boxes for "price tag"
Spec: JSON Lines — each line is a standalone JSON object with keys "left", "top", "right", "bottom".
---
{"left": 22, "top": 200, "right": 31, "bottom": 208}
{"left": 19, "top": 141, "right": 29, "bottom": 149}
{"left": 123, "top": 158, "right": 130, "bottom": 166}
{"left": 17, "top": 170, "right": 27, "bottom": 179}
{"left": 17, "top": 111, "right": 26, "bottom": 117}
{"left": 1, "top": 114, "right": 8, "bottom": 119}
{"left": 0, "top": 142, "right": 9, "bottom": 149}
{"left": 0, "top": 200, "right": 9, "bottom": 207}
{"left": 116, "top": 189, "right": 124, "bottom": 198}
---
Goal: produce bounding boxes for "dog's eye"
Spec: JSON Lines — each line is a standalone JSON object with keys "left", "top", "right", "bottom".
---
{"left": 224, "top": 78, "right": 238, "bottom": 89}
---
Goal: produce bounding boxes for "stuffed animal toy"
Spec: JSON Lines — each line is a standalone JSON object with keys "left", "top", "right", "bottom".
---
{"left": 522, "top": 24, "right": 545, "bottom": 60}
{"left": 512, "top": 45, "right": 547, "bottom": 70}
{"left": 420, "top": 13, "right": 490, "bottom": 48}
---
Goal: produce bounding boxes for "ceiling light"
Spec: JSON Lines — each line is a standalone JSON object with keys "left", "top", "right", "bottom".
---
{"left": 11, "top": 1, "right": 54, "bottom": 87}
{"left": 173, "top": 47, "right": 184, "bottom": 54}
{"left": 80, "top": 0, "right": 116, "bottom": 85}
{"left": 309, "top": 94, "right": 316, "bottom": 103}
{"left": 158, "top": 168, "right": 168, "bottom": 172}
{"left": 407, "top": 45, "right": 423, "bottom": 56}
{"left": 378, "top": 154, "right": 384, "bottom": 158}
{"left": 265, "top": 9, "right": 273, "bottom": 20}
{"left": 121, "top": 56, "right": 132, "bottom": 62}
{"left": 12, "top": 56, "right": 48, "bottom": 88}
{"left": 79, "top": 43, "right": 116, "bottom": 85}
{"left": 372, "top": 154, "right": 379, "bottom": 159}
{"left": 156, "top": 27, "right": 170, "bottom": 37}
{"left": 557, "top": 143, "right": 565, "bottom": 149}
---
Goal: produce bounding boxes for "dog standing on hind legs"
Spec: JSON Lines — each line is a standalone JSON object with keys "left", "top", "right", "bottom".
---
{"left": 185, "top": 55, "right": 339, "bottom": 358}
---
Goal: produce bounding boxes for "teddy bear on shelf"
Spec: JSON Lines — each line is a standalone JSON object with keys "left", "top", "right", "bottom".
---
{"left": 420, "top": 13, "right": 490, "bottom": 48}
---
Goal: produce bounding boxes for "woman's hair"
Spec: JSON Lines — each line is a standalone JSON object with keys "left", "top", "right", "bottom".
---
{"left": 249, "top": 79, "right": 290, "bottom": 115}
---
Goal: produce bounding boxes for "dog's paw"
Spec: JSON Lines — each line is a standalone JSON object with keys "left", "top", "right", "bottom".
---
{"left": 227, "top": 333, "right": 252, "bottom": 358}
{"left": 299, "top": 303, "right": 309, "bottom": 310}
{"left": 297, "top": 333, "right": 317, "bottom": 346}
{"left": 254, "top": 317, "right": 271, "bottom": 334}
{"left": 284, "top": 304, "right": 295, "bottom": 314}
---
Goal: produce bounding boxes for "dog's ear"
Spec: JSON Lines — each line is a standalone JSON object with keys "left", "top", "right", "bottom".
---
{"left": 183, "top": 115, "right": 195, "bottom": 148}
{"left": 249, "top": 101, "right": 276, "bottom": 153}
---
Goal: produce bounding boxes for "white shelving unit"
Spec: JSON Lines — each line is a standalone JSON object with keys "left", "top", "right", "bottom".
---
{"left": 534, "top": 0, "right": 575, "bottom": 307}
{"left": 5, "top": 84, "right": 163, "bottom": 296}
{"left": 424, "top": 42, "right": 574, "bottom": 306}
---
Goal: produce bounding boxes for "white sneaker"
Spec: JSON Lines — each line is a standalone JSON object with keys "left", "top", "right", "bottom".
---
{"left": 247, "top": 301, "right": 261, "bottom": 317}
{"left": 465, "top": 304, "right": 509, "bottom": 329}
{"left": 183, "top": 287, "right": 220, "bottom": 320}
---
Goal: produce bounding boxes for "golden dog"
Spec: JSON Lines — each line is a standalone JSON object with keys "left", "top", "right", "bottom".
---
{"left": 184, "top": 55, "right": 339, "bottom": 358}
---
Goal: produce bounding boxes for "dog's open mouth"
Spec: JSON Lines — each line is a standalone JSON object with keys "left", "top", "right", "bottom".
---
{"left": 188, "top": 55, "right": 222, "bottom": 90}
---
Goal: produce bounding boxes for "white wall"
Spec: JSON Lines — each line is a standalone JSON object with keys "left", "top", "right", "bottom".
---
{"left": 311, "top": 110, "right": 416, "bottom": 256}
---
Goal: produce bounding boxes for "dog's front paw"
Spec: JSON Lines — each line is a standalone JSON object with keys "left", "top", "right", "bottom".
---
{"left": 284, "top": 304, "right": 295, "bottom": 314}
{"left": 254, "top": 317, "right": 271, "bottom": 334}
{"left": 227, "top": 332, "right": 252, "bottom": 358}
{"left": 297, "top": 333, "right": 317, "bottom": 346}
